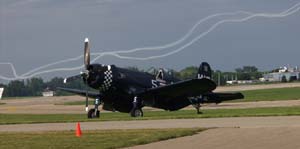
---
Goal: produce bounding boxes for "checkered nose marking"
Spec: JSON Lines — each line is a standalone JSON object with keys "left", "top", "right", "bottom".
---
{"left": 100, "top": 65, "right": 113, "bottom": 91}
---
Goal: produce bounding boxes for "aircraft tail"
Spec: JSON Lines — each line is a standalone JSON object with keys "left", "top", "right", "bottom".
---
{"left": 197, "top": 62, "right": 212, "bottom": 79}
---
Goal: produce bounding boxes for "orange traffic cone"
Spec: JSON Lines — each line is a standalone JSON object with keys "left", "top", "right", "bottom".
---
{"left": 76, "top": 122, "right": 82, "bottom": 137}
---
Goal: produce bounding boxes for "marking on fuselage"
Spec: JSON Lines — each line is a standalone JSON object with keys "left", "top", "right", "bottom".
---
{"left": 151, "top": 79, "right": 167, "bottom": 88}
{"left": 197, "top": 74, "right": 211, "bottom": 79}
{"left": 100, "top": 66, "right": 113, "bottom": 91}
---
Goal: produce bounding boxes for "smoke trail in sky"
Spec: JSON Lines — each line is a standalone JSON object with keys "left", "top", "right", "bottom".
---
{"left": 1, "top": 2, "right": 300, "bottom": 81}
{"left": 18, "top": 11, "right": 252, "bottom": 78}
{"left": 108, "top": 3, "right": 300, "bottom": 60}
{"left": 21, "top": 55, "right": 84, "bottom": 77}
{"left": 0, "top": 62, "right": 19, "bottom": 79}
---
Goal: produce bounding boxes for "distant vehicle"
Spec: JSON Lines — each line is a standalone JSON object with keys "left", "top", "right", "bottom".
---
{"left": 59, "top": 38, "right": 244, "bottom": 118}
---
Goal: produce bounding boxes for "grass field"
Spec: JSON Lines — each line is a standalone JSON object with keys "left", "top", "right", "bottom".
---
{"left": 1, "top": 96, "right": 39, "bottom": 100}
{"left": 56, "top": 100, "right": 94, "bottom": 105}
{"left": 238, "top": 87, "right": 300, "bottom": 102}
{"left": 0, "top": 128, "right": 203, "bottom": 149}
{"left": 1, "top": 106, "right": 300, "bottom": 125}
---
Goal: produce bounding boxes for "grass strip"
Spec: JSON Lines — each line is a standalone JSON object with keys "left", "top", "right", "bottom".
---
{"left": 238, "top": 87, "right": 300, "bottom": 102}
{"left": 1, "top": 106, "right": 300, "bottom": 125}
{"left": 0, "top": 128, "right": 204, "bottom": 149}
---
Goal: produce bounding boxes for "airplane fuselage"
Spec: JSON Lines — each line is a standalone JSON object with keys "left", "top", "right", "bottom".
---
{"left": 85, "top": 64, "right": 191, "bottom": 112}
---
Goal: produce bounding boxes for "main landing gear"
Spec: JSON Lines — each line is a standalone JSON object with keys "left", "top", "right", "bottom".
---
{"left": 192, "top": 95, "right": 204, "bottom": 114}
{"left": 195, "top": 103, "right": 202, "bottom": 114}
{"left": 130, "top": 96, "right": 143, "bottom": 117}
{"left": 88, "top": 97, "right": 101, "bottom": 119}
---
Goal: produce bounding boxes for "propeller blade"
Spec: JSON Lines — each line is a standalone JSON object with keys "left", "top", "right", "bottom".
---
{"left": 84, "top": 38, "right": 90, "bottom": 70}
{"left": 85, "top": 97, "right": 89, "bottom": 111}
{"left": 84, "top": 38, "right": 90, "bottom": 112}
{"left": 64, "top": 38, "right": 92, "bottom": 112}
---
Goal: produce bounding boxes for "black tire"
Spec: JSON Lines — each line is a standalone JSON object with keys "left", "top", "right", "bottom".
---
{"left": 87, "top": 108, "right": 100, "bottom": 119}
{"left": 130, "top": 108, "right": 143, "bottom": 117}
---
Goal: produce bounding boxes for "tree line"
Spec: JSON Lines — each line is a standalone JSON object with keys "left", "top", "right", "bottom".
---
{"left": 0, "top": 77, "right": 86, "bottom": 97}
{"left": 0, "top": 66, "right": 263, "bottom": 98}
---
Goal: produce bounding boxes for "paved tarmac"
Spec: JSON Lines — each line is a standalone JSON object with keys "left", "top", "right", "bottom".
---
{"left": 1, "top": 116, "right": 300, "bottom": 132}
{"left": 128, "top": 127, "right": 300, "bottom": 149}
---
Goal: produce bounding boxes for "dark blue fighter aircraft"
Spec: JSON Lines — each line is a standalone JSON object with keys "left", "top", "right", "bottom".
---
{"left": 59, "top": 38, "right": 244, "bottom": 119}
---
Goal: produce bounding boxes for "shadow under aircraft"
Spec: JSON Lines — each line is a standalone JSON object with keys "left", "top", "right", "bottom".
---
{"left": 58, "top": 38, "right": 244, "bottom": 118}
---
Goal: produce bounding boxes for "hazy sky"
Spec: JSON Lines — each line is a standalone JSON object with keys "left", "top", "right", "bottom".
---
{"left": 0, "top": 0, "right": 300, "bottom": 81}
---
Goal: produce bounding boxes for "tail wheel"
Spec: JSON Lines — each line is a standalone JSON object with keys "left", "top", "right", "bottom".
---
{"left": 88, "top": 108, "right": 100, "bottom": 119}
{"left": 130, "top": 108, "right": 143, "bottom": 117}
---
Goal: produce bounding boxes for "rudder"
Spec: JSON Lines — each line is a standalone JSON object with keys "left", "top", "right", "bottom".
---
{"left": 197, "top": 62, "right": 212, "bottom": 79}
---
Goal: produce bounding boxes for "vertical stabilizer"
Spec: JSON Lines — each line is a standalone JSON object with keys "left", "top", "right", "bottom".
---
{"left": 197, "top": 62, "right": 212, "bottom": 79}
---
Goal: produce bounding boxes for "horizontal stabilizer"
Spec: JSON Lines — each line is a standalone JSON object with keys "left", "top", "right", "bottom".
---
{"left": 205, "top": 92, "right": 244, "bottom": 103}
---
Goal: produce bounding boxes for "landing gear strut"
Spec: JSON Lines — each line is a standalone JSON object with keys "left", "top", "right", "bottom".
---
{"left": 195, "top": 103, "right": 202, "bottom": 114}
{"left": 130, "top": 96, "right": 143, "bottom": 117}
{"left": 88, "top": 97, "right": 101, "bottom": 118}
{"left": 191, "top": 95, "right": 203, "bottom": 114}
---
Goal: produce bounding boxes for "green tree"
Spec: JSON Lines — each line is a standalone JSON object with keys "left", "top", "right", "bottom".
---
{"left": 178, "top": 66, "right": 198, "bottom": 80}
{"left": 212, "top": 70, "right": 227, "bottom": 86}
{"left": 235, "top": 66, "right": 258, "bottom": 73}
{"left": 6, "top": 80, "right": 28, "bottom": 97}
{"left": 46, "top": 77, "right": 65, "bottom": 90}
{"left": 235, "top": 66, "right": 262, "bottom": 80}
{"left": 27, "top": 78, "right": 44, "bottom": 96}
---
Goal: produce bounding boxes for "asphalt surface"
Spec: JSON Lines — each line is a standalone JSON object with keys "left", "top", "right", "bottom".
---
{"left": 128, "top": 127, "right": 300, "bottom": 149}
{"left": 1, "top": 116, "right": 300, "bottom": 132}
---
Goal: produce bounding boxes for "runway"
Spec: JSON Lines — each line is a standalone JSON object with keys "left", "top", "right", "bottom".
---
{"left": 129, "top": 127, "right": 300, "bottom": 149}
{"left": 1, "top": 116, "right": 300, "bottom": 132}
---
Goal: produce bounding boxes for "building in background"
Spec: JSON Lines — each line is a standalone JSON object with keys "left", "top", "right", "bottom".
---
{"left": 42, "top": 88, "right": 54, "bottom": 97}
{"left": 0, "top": 88, "right": 4, "bottom": 100}
{"left": 262, "top": 66, "right": 300, "bottom": 82}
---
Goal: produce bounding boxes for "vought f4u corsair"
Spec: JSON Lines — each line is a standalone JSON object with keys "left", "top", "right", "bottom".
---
{"left": 59, "top": 38, "right": 244, "bottom": 119}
